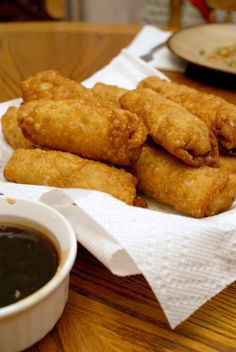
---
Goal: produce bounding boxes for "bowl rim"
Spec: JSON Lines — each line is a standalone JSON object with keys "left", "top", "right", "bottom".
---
{"left": 0, "top": 196, "right": 77, "bottom": 319}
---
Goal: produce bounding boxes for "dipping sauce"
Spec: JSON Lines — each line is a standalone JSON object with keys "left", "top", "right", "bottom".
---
{"left": 0, "top": 224, "right": 58, "bottom": 308}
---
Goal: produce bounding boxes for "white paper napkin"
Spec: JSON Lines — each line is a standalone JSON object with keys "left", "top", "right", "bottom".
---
{"left": 83, "top": 48, "right": 169, "bottom": 88}
{"left": 126, "top": 25, "right": 187, "bottom": 73}
{"left": 0, "top": 51, "right": 236, "bottom": 329}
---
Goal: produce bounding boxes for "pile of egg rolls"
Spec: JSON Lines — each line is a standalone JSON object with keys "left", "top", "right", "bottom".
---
{"left": 2, "top": 70, "right": 236, "bottom": 217}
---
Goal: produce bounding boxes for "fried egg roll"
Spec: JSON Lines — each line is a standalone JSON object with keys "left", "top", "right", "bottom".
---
{"left": 21, "top": 70, "right": 127, "bottom": 111}
{"left": 1, "top": 106, "right": 34, "bottom": 149}
{"left": 91, "top": 83, "right": 128, "bottom": 106}
{"left": 4, "top": 148, "right": 137, "bottom": 205}
{"left": 120, "top": 88, "right": 218, "bottom": 167}
{"left": 133, "top": 145, "right": 236, "bottom": 218}
{"left": 139, "top": 77, "right": 236, "bottom": 153}
{"left": 21, "top": 69, "right": 93, "bottom": 101}
{"left": 18, "top": 99, "right": 147, "bottom": 166}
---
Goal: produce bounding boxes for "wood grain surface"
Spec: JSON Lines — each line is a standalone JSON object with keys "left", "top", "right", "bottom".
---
{"left": 0, "top": 21, "right": 235, "bottom": 352}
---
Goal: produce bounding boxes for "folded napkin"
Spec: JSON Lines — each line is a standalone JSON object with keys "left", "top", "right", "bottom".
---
{"left": 126, "top": 25, "right": 187, "bottom": 73}
{"left": 0, "top": 51, "right": 236, "bottom": 329}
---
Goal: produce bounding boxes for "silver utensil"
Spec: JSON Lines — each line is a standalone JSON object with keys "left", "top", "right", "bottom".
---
{"left": 140, "top": 41, "right": 166, "bottom": 62}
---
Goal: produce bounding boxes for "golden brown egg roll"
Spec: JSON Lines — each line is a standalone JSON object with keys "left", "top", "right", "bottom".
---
{"left": 1, "top": 106, "right": 34, "bottom": 149}
{"left": 91, "top": 82, "right": 128, "bottom": 106}
{"left": 20, "top": 70, "right": 124, "bottom": 110}
{"left": 133, "top": 145, "right": 236, "bottom": 218}
{"left": 21, "top": 69, "right": 93, "bottom": 102}
{"left": 120, "top": 88, "right": 218, "bottom": 167}
{"left": 4, "top": 148, "right": 137, "bottom": 205}
{"left": 138, "top": 77, "right": 236, "bottom": 153}
{"left": 18, "top": 99, "right": 147, "bottom": 166}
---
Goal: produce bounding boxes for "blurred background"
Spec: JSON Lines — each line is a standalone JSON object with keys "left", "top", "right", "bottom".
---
{"left": 0, "top": 0, "right": 236, "bottom": 28}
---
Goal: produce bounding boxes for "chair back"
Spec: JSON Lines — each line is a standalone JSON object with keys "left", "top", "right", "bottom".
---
{"left": 169, "top": 0, "right": 184, "bottom": 28}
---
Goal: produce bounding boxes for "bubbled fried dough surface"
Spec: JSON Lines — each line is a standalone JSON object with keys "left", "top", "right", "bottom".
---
{"left": 133, "top": 145, "right": 236, "bottom": 218}
{"left": 219, "top": 154, "right": 236, "bottom": 174}
{"left": 91, "top": 82, "right": 128, "bottom": 106}
{"left": 20, "top": 70, "right": 118, "bottom": 109}
{"left": 18, "top": 99, "right": 147, "bottom": 166}
{"left": 1, "top": 106, "right": 34, "bottom": 149}
{"left": 21, "top": 69, "right": 93, "bottom": 101}
{"left": 120, "top": 88, "right": 218, "bottom": 167}
{"left": 4, "top": 148, "right": 137, "bottom": 205}
{"left": 139, "top": 77, "right": 236, "bottom": 151}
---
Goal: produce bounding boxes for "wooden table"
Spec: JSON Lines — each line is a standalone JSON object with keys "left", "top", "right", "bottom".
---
{"left": 0, "top": 21, "right": 235, "bottom": 352}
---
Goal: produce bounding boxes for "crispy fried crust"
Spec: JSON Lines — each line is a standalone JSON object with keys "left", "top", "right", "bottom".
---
{"left": 18, "top": 99, "right": 147, "bottom": 166}
{"left": 120, "top": 88, "right": 218, "bottom": 167}
{"left": 133, "top": 145, "right": 236, "bottom": 218}
{"left": 139, "top": 77, "right": 236, "bottom": 152}
{"left": 219, "top": 154, "right": 236, "bottom": 174}
{"left": 21, "top": 69, "right": 93, "bottom": 101}
{"left": 1, "top": 106, "right": 34, "bottom": 149}
{"left": 91, "top": 82, "right": 128, "bottom": 106}
{"left": 20, "top": 70, "right": 118, "bottom": 108}
{"left": 4, "top": 148, "right": 137, "bottom": 205}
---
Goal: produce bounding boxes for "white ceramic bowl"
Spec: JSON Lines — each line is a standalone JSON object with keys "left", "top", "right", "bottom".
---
{"left": 0, "top": 196, "right": 77, "bottom": 352}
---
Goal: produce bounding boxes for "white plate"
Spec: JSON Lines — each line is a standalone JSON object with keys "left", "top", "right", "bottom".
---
{"left": 168, "top": 23, "right": 236, "bottom": 75}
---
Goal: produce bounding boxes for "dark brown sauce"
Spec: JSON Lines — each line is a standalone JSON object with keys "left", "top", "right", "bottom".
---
{"left": 0, "top": 224, "right": 58, "bottom": 308}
